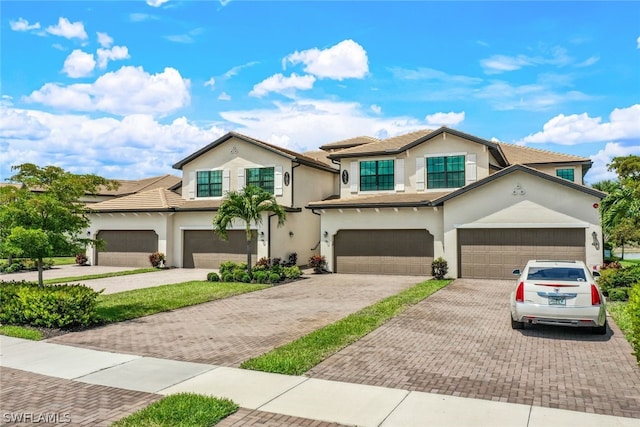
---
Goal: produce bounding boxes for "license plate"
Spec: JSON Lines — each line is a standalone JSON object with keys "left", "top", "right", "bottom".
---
{"left": 548, "top": 296, "right": 566, "bottom": 305}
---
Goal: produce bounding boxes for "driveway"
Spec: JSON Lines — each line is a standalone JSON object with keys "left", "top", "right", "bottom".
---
{"left": 307, "top": 278, "right": 640, "bottom": 419}
{"left": 48, "top": 274, "right": 424, "bottom": 366}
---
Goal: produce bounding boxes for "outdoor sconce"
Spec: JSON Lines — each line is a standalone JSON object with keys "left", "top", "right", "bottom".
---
{"left": 323, "top": 231, "right": 329, "bottom": 238}
{"left": 289, "top": 231, "right": 294, "bottom": 237}
{"left": 259, "top": 231, "right": 265, "bottom": 241}
{"left": 592, "top": 231, "right": 600, "bottom": 250}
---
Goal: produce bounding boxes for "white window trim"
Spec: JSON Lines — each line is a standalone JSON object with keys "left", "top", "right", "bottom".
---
{"left": 194, "top": 168, "right": 226, "bottom": 200}
{"left": 423, "top": 152, "right": 468, "bottom": 191}
{"left": 357, "top": 157, "right": 396, "bottom": 194}
{"left": 244, "top": 164, "right": 278, "bottom": 195}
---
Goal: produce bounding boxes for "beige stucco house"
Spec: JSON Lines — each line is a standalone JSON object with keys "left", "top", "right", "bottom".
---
{"left": 86, "top": 127, "right": 605, "bottom": 279}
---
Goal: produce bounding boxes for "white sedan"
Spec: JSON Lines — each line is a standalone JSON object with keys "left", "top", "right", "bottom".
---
{"left": 510, "top": 260, "right": 607, "bottom": 334}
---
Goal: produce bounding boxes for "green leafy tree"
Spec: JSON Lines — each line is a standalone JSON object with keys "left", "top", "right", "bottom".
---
{"left": 0, "top": 163, "right": 118, "bottom": 286}
{"left": 597, "top": 155, "right": 640, "bottom": 259}
{"left": 213, "top": 185, "right": 286, "bottom": 274}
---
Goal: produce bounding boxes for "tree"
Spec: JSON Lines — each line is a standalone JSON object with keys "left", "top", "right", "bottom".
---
{"left": 0, "top": 164, "right": 118, "bottom": 286}
{"left": 213, "top": 185, "right": 286, "bottom": 274}
{"left": 597, "top": 155, "right": 640, "bottom": 259}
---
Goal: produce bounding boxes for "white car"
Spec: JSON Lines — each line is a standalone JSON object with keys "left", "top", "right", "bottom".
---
{"left": 510, "top": 260, "right": 607, "bottom": 334}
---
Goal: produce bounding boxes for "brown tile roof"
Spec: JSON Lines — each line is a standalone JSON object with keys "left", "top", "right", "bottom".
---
{"left": 307, "top": 192, "right": 453, "bottom": 208}
{"left": 89, "top": 188, "right": 184, "bottom": 211}
{"left": 330, "top": 129, "right": 434, "bottom": 157}
{"left": 498, "top": 143, "right": 589, "bottom": 165}
{"left": 97, "top": 174, "right": 181, "bottom": 196}
{"left": 301, "top": 150, "right": 335, "bottom": 167}
{"left": 319, "top": 136, "right": 379, "bottom": 151}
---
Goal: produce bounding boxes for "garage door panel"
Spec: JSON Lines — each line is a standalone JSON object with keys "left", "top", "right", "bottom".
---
{"left": 96, "top": 230, "right": 158, "bottom": 267}
{"left": 335, "top": 230, "right": 434, "bottom": 275}
{"left": 459, "top": 228, "right": 585, "bottom": 279}
{"left": 183, "top": 230, "right": 257, "bottom": 269}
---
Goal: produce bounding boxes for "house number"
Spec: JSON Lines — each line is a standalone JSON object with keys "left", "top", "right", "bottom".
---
{"left": 342, "top": 170, "right": 349, "bottom": 184}
{"left": 284, "top": 172, "right": 290, "bottom": 186}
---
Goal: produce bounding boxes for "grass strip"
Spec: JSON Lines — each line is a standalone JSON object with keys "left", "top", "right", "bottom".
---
{"left": 608, "top": 301, "right": 632, "bottom": 340}
{"left": 240, "top": 279, "right": 451, "bottom": 375}
{"left": 111, "top": 393, "right": 238, "bottom": 427}
{"left": 0, "top": 325, "right": 43, "bottom": 340}
{"left": 96, "top": 281, "right": 267, "bottom": 323}
{"left": 43, "top": 268, "right": 160, "bottom": 284}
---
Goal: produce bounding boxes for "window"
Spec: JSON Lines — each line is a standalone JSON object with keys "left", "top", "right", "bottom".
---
{"left": 427, "top": 155, "right": 465, "bottom": 188}
{"left": 196, "top": 170, "right": 223, "bottom": 197}
{"left": 556, "top": 168, "right": 574, "bottom": 182}
{"left": 246, "top": 167, "right": 275, "bottom": 193}
{"left": 360, "top": 160, "right": 394, "bottom": 191}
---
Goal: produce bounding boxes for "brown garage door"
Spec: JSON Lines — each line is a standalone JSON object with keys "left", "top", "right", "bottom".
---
{"left": 334, "top": 229, "right": 434, "bottom": 275}
{"left": 96, "top": 230, "right": 158, "bottom": 267}
{"left": 458, "top": 228, "right": 586, "bottom": 279}
{"left": 183, "top": 230, "right": 257, "bottom": 268}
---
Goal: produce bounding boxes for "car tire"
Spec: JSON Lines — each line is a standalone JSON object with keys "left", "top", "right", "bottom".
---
{"left": 593, "top": 320, "right": 607, "bottom": 335}
{"left": 511, "top": 315, "right": 524, "bottom": 330}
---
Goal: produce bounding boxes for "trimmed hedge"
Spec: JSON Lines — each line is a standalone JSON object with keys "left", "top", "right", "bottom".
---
{"left": 0, "top": 281, "right": 101, "bottom": 328}
{"left": 628, "top": 282, "right": 640, "bottom": 365}
{"left": 597, "top": 264, "right": 640, "bottom": 301}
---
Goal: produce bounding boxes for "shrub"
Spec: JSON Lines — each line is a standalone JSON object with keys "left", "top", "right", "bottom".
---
{"left": 1, "top": 262, "right": 23, "bottom": 273}
{"left": 255, "top": 257, "right": 271, "bottom": 268}
{"left": 240, "top": 273, "right": 252, "bottom": 283}
{"left": 608, "top": 288, "right": 630, "bottom": 301}
{"left": 149, "top": 252, "right": 166, "bottom": 268}
{"left": 76, "top": 253, "right": 89, "bottom": 266}
{"left": 253, "top": 271, "right": 267, "bottom": 284}
{"left": 283, "top": 266, "right": 302, "bottom": 280}
{"left": 308, "top": 255, "right": 327, "bottom": 273}
{"left": 284, "top": 252, "right": 298, "bottom": 267}
{"left": 233, "top": 269, "right": 247, "bottom": 282}
{"left": 431, "top": 257, "right": 448, "bottom": 280}
{"left": 597, "top": 264, "right": 640, "bottom": 300}
{"left": 628, "top": 282, "right": 640, "bottom": 365}
{"left": 0, "top": 281, "right": 101, "bottom": 328}
{"left": 219, "top": 261, "right": 240, "bottom": 276}
{"left": 207, "top": 272, "right": 220, "bottom": 282}
{"left": 269, "top": 273, "right": 281, "bottom": 283}
{"left": 221, "top": 272, "right": 234, "bottom": 282}
{"left": 601, "top": 260, "right": 622, "bottom": 270}
{"left": 272, "top": 257, "right": 282, "bottom": 267}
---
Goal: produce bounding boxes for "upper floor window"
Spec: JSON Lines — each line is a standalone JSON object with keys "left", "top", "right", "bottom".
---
{"left": 197, "top": 170, "right": 223, "bottom": 197}
{"left": 246, "top": 167, "right": 275, "bottom": 193}
{"left": 360, "top": 160, "right": 394, "bottom": 191}
{"left": 427, "top": 155, "right": 465, "bottom": 189}
{"left": 556, "top": 168, "right": 574, "bottom": 182}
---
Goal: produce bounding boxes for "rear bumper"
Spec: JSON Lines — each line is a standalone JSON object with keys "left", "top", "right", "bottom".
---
{"left": 512, "top": 303, "right": 606, "bottom": 327}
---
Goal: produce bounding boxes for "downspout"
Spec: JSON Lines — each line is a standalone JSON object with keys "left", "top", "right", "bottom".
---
{"left": 267, "top": 212, "right": 277, "bottom": 258}
{"left": 310, "top": 209, "right": 321, "bottom": 250}
{"left": 291, "top": 162, "right": 301, "bottom": 207}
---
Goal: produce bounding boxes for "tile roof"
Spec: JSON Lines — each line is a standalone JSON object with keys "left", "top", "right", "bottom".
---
{"left": 319, "top": 136, "right": 379, "bottom": 151}
{"left": 307, "top": 192, "right": 453, "bottom": 208}
{"left": 89, "top": 188, "right": 184, "bottom": 211}
{"left": 498, "top": 143, "right": 589, "bottom": 165}
{"left": 98, "top": 174, "right": 181, "bottom": 196}
{"left": 301, "top": 150, "right": 335, "bottom": 167}
{"left": 330, "top": 129, "right": 434, "bottom": 157}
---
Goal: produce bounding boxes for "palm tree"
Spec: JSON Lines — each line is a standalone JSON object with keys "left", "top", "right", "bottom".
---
{"left": 213, "top": 185, "right": 286, "bottom": 274}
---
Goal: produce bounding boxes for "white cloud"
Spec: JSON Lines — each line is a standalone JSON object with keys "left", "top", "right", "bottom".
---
{"left": 224, "top": 61, "right": 259, "bottom": 79}
{"left": 97, "top": 32, "right": 113, "bottom": 48}
{"left": 62, "top": 50, "right": 96, "bottom": 78}
{"left": 26, "top": 66, "right": 190, "bottom": 117}
{"left": 637, "top": 36, "right": 640, "bottom": 49}
{"left": 481, "top": 46, "right": 572, "bottom": 74}
{"left": 218, "top": 92, "right": 231, "bottom": 101}
{"left": 476, "top": 80, "right": 590, "bottom": 111}
{"left": 284, "top": 39, "right": 369, "bottom": 80}
{"left": 249, "top": 73, "right": 316, "bottom": 97}
{"left": 587, "top": 142, "right": 640, "bottom": 184}
{"left": 146, "top": 0, "right": 170, "bottom": 7}
{"left": 10, "top": 18, "right": 41, "bottom": 32}
{"left": 519, "top": 104, "right": 640, "bottom": 145}
{"left": 425, "top": 111, "right": 465, "bottom": 127}
{"left": 204, "top": 77, "right": 216, "bottom": 88}
{"left": 96, "top": 46, "right": 130, "bottom": 69}
{"left": 576, "top": 56, "right": 600, "bottom": 67}
{"left": 46, "top": 17, "right": 88, "bottom": 40}
{"left": 371, "top": 104, "right": 382, "bottom": 114}
{"left": 129, "top": 13, "right": 157, "bottom": 22}
{"left": 0, "top": 108, "right": 225, "bottom": 180}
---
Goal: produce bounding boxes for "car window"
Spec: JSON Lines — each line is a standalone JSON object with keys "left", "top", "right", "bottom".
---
{"left": 526, "top": 267, "right": 586, "bottom": 281}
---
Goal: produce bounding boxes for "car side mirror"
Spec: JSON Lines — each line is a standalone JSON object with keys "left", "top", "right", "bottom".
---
{"left": 592, "top": 271, "right": 600, "bottom": 277}
{"left": 512, "top": 269, "right": 521, "bottom": 275}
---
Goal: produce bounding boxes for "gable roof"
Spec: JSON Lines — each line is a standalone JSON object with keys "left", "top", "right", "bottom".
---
{"left": 97, "top": 174, "right": 182, "bottom": 196}
{"left": 172, "top": 132, "right": 338, "bottom": 173}
{"left": 319, "top": 136, "right": 379, "bottom": 151}
{"left": 328, "top": 127, "right": 510, "bottom": 167}
{"left": 497, "top": 142, "right": 590, "bottom": 166}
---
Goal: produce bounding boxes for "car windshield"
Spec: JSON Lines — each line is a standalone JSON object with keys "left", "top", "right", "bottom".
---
{"left": 526, "top": 267, "right": 586, "bottom": 282}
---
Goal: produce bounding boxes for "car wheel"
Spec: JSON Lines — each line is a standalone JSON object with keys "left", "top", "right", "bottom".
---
{"left": 593, "top": 320, "right": 607, "bottom": 335}
{"left": 511, "top": 314, "right": 524, "bottom": 330}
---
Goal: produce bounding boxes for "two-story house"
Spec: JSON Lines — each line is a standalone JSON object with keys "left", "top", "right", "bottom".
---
{"left": 86, "top": 127, "right": 605, "bottom": 279}
{"left": 308, "top": 127, "right": 605, "bottom": 278}
{"left": 85, "top": 132, "right": 338, "bottom": 268}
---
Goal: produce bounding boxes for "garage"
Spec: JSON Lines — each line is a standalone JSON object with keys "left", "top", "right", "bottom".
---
{"left": 96, "top": 230, "right": 158, "bottom": 267}
{"left": 458, "top": 228, "right": 586, "bottom": 279}
{"left": 183, "top": 230, "right": 257, "bottom": 268}
{"left": 334, "top": 229, "right": 434, "bottom": 275}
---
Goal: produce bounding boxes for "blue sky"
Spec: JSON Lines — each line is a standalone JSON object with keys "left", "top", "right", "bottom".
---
{"left": 1, "top": 1, "right": 639, "bottom": 184}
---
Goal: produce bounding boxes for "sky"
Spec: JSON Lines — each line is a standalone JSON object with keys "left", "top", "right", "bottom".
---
{"left": 1, "top": 1, "right": 639, "bottom": 184}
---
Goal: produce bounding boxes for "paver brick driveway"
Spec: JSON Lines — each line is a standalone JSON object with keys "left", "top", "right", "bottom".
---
{"left": 308, "top": 278, "right": 640, "bottom": 419}
{"left": 48, "top": 274, "right": 422, "bottom": 366}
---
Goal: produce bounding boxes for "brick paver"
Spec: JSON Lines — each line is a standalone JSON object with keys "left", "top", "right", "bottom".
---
{"left": 0, "top": 367, "right": 160, "bottom": 426}
{"left": 308, "top": 279, "right": 640, "bottom": 419}
{"left": 218, "top": 408, "right": 348, "bottom": 427}
{"left": 48, "top": 274, "right": 422, "bottom": 366}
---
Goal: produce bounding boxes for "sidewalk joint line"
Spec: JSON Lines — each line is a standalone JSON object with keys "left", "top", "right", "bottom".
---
{"left": 254, "top": 373, "right": 311, "bottom": 410}
{"left": 377, "top": 389, "right": 411, "bottom": 426}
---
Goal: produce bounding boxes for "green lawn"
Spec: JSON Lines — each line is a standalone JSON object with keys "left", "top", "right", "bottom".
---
{"left": 44, "top": 268, "right": 159, "bottom": 284}
{"left": 608, "top": 301, "right": 632, "bottom": 339}
{"left": 241, "top": 279, "right": 451, "bottom": 375}
{"left": 112, "top": 393, "right": 238, "bottom": 427}
{"left": 1, "top": 256, "right": 77, "bottom": 266}
{"left": 96, "top": 281, "right": 267, "bottom": 323}
{"left": 0, "top": 325, "right": 43, "bottom": 340}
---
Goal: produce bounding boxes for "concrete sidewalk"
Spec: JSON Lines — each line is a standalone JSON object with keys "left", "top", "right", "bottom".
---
{"left": 1, "top": 336, "right": 635, "bottom": 427}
